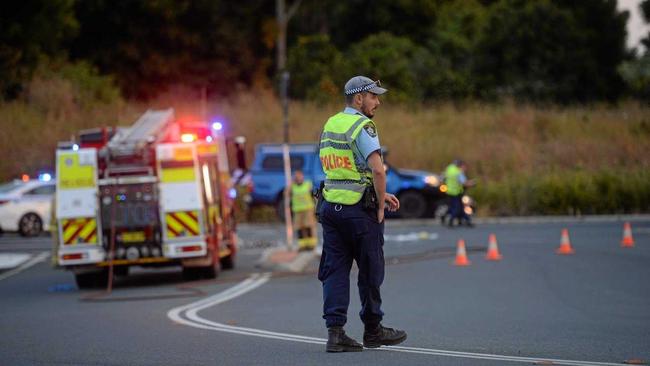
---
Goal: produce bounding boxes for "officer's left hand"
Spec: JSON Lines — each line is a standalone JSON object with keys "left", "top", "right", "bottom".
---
{"left": 385, "top": 193, "right": 400, "bottom": 212}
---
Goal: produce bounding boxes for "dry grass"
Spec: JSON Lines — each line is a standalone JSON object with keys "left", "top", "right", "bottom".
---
{"left": 1, "top": 87, "right": 648, "bottom": 214}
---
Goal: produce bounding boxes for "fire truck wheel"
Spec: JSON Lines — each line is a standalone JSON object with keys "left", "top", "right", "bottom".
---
{"left": 75, "top": 269, "right": 109, "bottom": 289}
{"left": 200, "top": 258, "right": 221, "bottom": 279}
{"left": 220, "top": 254, "right": 235, "bottom": 270}
{"left": 113, "top": 266, "right": 129, "bottom": 277}
{"left": 182, "top": 261, "right": 219, "bottom": 280}
{"left": 182, "top": 267, "right": 201, "bottom": 281}
{"left": 19, "top": 213, "right": 43, "bottom": 237}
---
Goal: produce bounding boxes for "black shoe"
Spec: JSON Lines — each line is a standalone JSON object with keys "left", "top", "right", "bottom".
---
{"left": 326, "top": 327, "right": 363, "bottom": 352}
{"left": 363, "top": 324, "right": 407, "bottom": 348}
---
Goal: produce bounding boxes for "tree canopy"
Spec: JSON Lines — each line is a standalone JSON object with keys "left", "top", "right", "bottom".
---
{"left": 0, "top": 0, "right": 646, "bottom": 102}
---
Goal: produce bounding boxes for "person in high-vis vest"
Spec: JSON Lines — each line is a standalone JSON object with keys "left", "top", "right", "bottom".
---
{"left": 290, "top": 170, "right": 317, "bottom": 251}
{"left": 442, "top": 159, "right": 474, "bottom": 227}
{"left": 318, "top": 76, "right": 407, "bottom": 353}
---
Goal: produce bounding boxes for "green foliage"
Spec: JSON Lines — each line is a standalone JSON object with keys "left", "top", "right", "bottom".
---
{"left": 0, "top": 0, "right": 641, "bottom": 102}
{"left": 474, "top": 0, "right": 627, "bottom": 102}
{"left": 71, "top": 0, "right": 272, "bottom": 99}
{"left": 287, "top": 35, "right": 346, "bottom": 102}
{"left": 426, "top": 0, "right": 487, "bottom": 98}
{"left": 345, "top": 33, "right": 433, "bottom": 103}
{"left": 619, "top": 55, "right": 650, "bottom": 100}
{"left": 473, "top": 169, "right": 650, "bottom": 215}
{"left": 0, "top": 0, "right": 78, "bottom": 99}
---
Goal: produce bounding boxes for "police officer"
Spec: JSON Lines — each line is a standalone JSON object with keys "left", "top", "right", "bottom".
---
{"left": 442, "top": 159, "right": 474, "bottom": 227}
{"left": 290, "top": 170, "right": 317, "bottom": 251}
{"left": 318, "top": 76, "right": 407, "bottom": 352}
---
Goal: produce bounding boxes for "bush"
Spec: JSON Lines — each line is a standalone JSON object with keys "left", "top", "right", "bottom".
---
{"left": 473, "top": 169, "right": 650, "bottom": 215}
{"left": 0, "top": 60, "right": 124, "bottom": 181}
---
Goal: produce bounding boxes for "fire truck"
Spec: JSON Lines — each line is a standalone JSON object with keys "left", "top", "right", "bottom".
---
{"left": 54, "top": 109, "right": 237, "bottom": 288}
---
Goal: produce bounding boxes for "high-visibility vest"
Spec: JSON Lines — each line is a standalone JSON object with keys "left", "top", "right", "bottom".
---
{"left": 319, "top": 112, "right": 375, "bottom": 205}
{"left": 444, "top": 164, "right": 463, "bottom": 196}
{"left": 291, "top": 180, "right": 314, "bottom": 212}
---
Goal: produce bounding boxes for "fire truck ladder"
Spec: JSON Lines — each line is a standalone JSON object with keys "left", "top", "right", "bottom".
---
{"left": 104, "top": 109, "right": 175, "bottom": 177}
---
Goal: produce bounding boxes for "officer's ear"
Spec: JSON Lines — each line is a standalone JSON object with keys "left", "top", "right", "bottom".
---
{"left": 354, "top": 93, "right": 364, "bottom": 106}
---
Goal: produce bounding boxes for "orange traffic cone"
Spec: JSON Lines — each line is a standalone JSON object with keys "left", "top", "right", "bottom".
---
{"left": 453, "top": 239, "right": 471, "bottom": 266}
{"left": 485, "top": 234, "right": 503, "bottom": 261}
{"left": 556, "top": 228, "right": 575, "bottom": 255}
{"left": 621, "top": 222, "right": 635, "bottom": 248}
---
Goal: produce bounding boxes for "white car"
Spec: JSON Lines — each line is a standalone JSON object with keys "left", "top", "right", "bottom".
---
{"left": 0, "top": 179, "right": 55, "bottom": 236}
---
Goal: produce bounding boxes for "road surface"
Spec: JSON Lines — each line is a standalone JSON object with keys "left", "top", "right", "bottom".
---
{"left": 1, "top": 219, "right": 648, "bottom": 365}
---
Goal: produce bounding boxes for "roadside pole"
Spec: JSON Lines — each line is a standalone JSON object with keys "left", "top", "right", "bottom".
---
{"left": 280, "top": 71, "right": 294, "bottom": 251}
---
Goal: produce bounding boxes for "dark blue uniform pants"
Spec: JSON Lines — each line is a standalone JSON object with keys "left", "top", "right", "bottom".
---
{"left": 448, "top": 194, "right": 470, "bottom": 223}
{"left": 318, "top": 200, "right": 385, "bottom": 328}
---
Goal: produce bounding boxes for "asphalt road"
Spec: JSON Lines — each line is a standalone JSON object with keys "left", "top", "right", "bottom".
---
{"left": 1, "top": 219, "right": 649, "bottom": 365}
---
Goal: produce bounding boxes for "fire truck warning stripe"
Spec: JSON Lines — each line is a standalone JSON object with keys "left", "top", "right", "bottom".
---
{"left": 62, "top": 219, "right": 74, "bottom": 231}
{"left": 166, "top": 216, "right": 185, "bottom": 237}
{"left": 64, "top": 218, "right": 92, "bottom": 244}
{"left": 166, "top": 223, "right": 180, "bottom": 237}
{"left": 165, "top": 211, "right": 200, "bottom": 237}
{"left": 80, "top": 221, "right": 97, "bottom": 243}
{"left": 170, "top": 212, "right": 200, "bottom": 236}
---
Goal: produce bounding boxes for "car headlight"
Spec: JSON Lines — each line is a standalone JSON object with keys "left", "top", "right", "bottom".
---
{"left": 424, "top": 175, "right": 439, "bottom": 186}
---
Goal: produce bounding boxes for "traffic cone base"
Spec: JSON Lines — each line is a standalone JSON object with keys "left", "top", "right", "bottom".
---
{"left": 485, "top": 233, "right": 503, "bottom": 261}
{"left": 453, "top": 239, "right": 471, "bottom": 266}
{"left": 556, "top": 228, "right": 575, "bottom": 255}
{"left": 556, "top": 246, "right": 575, "bottom": 255}
{"left": 621, "top": 222, "right": 635, "bottom": 248}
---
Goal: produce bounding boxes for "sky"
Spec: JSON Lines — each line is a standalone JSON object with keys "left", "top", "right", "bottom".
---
{"left": 618, "top": 0, "right": 650, "bottom": 52}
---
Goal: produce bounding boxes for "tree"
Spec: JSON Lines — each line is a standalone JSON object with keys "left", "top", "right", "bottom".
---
{"left": 276, "top": 0, "right": 301, "bottom": 72}
{"left": 474, "top": 0, "right": 628, "bottom": 102}
{"left": 287, "top": 34, "right": 345, "bottom": 101}
{"left": 427, "top": 0, "right": 488, "bottom": 98}
{"left": 346, "top": 32, "right": 433, "bottom": 103}
{"left": 71, "top": 0, "right": 272, "bottom": 99}
{"left": 0, "top": 0, "right": 78, "bottom": 99}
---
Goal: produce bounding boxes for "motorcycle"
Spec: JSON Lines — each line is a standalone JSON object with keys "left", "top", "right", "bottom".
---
{"left": 435, "top": 190, "right": 476, "bottom": 227}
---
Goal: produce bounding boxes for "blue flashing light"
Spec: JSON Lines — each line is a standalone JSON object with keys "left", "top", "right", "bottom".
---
{"left": 39, "top": 173, "right": 52, "bottom": 182}
{"left": 72, "top": 144, "right": 79, "bottom": 151}
{"left": 212, "top": 121, "right": 223, "bottom": 131}
{"left": 228, "top": 187, "right": 237, "bottom": 199}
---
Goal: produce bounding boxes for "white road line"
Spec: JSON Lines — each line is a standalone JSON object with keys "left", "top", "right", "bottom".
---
{"left": 167, "top": 274, "right": 627, "bottom": 366}
{"left": 0, "top": 251, "right": 49, "bottom": 281}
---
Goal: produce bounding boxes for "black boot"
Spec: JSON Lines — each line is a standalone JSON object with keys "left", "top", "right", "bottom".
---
{"left": 363, "top": 324, "right": 407, "bottom": 348}
{"left": 326, "top": 326, "right": 363, "bottom": 352}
